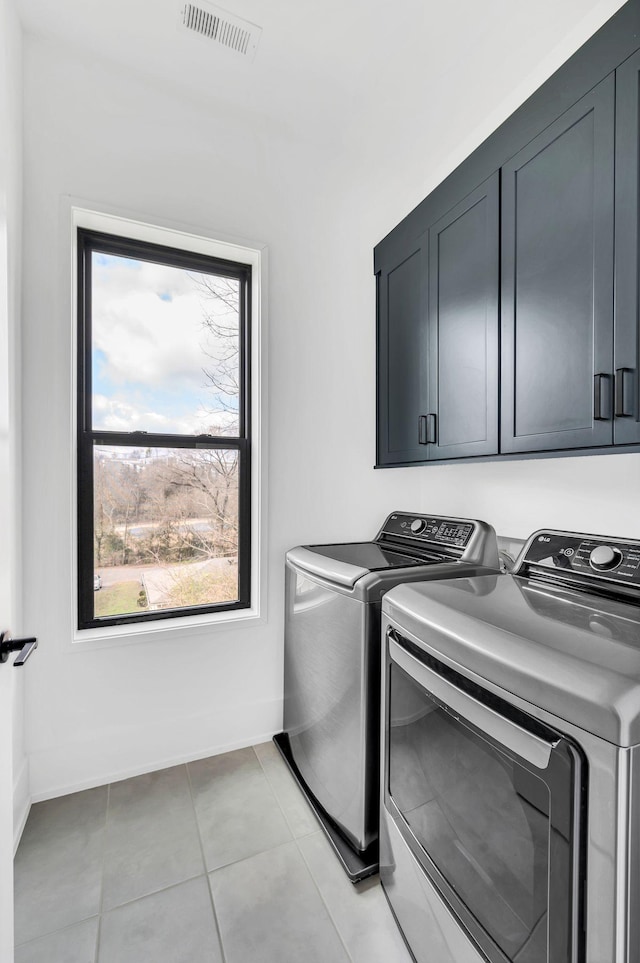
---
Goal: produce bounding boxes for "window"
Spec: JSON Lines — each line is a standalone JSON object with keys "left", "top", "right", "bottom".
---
{"left": 77, "top": 227, "right": 252, "bottom": 629}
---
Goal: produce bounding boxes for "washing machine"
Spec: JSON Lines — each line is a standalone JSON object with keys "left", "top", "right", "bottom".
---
{"left": 381, "top": 526, "right": 640, "bottom": 962}
{"left": 274, "top": 511, "right": 499, "bottom": 880}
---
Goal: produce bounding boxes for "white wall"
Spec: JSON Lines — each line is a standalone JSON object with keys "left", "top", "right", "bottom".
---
{"left": 413, "top": 454, "right": 640, "bottom": 542}
{"left": 20, "top": 34, "right": 419, "bottom": 800}
{"left": 352, "top": 0, "right": 627, "bottom": 252}
{"left": 21, "top": 0, "right": 633, "bottom": 801}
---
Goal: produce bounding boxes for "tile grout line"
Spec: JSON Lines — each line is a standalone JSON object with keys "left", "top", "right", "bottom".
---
{"left": 252, "top": 743, "right": 300, "bottom": 840}
{"left": 252, "top": 743, "right": 318, "bottom": 842}
{"left": 13, "top": 916, "right": 101, "bottom": 952}
{"left": 94, "top": 871, "right": 209, "bottom": 911}
{"left": 253, "top": 745, "right": 356, "bottom": 963}
{"left": 206, "top": 835, "right": 302, "bottom": 874}
{"left": 185, "top": 761, "right": 229, "bottom": 963}
{"left": 294, "top": 834, "right": 357, "bottom": 963}
{"left": 94, "top": 780, "right": 111, "bottom": 963}
{"left": 252, "top": 743, "right": 299, "bottom": 831}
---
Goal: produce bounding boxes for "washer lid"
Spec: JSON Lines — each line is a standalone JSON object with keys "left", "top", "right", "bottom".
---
{"left": 286, "top": 542, "right": 439, "bottom": 589}
{"left": 383, "top": 574, "right": 640, "bottom": 746}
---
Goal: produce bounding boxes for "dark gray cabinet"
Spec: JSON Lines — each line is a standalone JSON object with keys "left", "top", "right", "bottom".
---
{"left": 614, "top": 49, "right": 640, "bottom": 444}
{"left": 376, "top": 175, "right": 499, "bottom": 466}
{"left": 376, "top": 232, "right": 428, "bottom": 465}
{"left": 426, "top": 174, "right": 499, "bottom": 460}
{"left": 500, "top": 75, "right": 615, "bottom": 453}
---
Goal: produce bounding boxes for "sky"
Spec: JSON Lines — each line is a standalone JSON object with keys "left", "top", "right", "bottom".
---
{"left": 91, "top": 253, "right": 240, "bottom": 436}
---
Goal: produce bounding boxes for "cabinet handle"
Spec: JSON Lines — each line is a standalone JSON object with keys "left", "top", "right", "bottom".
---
{"left": 418, "top": 415, "right": 437, "bottom": 445}
{"left": 593, "top": 374, "right": 610, "bottom": 421}
{"left": 426, "top": 414, "right": 437, "bottom": 444}
{"left": 615, "top": 367, "right": 634, "bottom": 417}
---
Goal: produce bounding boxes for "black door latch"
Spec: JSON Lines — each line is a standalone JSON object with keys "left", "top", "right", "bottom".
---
{"left": 0, "top": 631, "right": 38, "bottom": 666}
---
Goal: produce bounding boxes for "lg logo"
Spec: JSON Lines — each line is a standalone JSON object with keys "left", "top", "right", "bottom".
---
{"left": 538, "top": 536, "right": 551, "bottom": 543}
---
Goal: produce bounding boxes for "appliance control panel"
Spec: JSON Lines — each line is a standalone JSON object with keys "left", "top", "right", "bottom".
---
{"left": 519, "top": 530, "right": 640, "bottom": 588}
{"left": 381, "top": 513, "right": 474, "bottom": 548}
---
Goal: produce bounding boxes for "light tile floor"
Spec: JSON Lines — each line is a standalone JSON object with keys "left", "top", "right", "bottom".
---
{"left": 14, "top": 742, "right": 414, "bottom": 963}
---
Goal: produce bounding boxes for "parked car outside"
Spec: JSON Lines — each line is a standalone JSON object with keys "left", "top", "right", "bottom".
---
{"left": 94, "top": 574, "right": 102, "bottom": 591}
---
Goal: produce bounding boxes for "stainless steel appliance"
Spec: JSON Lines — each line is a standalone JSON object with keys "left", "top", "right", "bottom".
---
{"left": 381, "top": 527, "right": 640, "bottom": 963}
{"left": 274, "top": 511, "right": 499, "bottom": 880}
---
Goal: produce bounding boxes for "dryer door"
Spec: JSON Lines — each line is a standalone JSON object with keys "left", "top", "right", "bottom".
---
{"left": 382, "top": 629, "right": 586, "bottom": 963}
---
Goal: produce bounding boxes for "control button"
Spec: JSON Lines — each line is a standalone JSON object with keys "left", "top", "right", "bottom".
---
{"left": 410, "top": 518, "right": 426, "bottom": 534}
{"left": 589, "top": 545, "right": 623, "bottom": 572}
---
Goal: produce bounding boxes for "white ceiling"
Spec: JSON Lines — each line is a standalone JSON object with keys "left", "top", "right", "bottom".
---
{"left": 13, "top": 0, "right": 627, "bottom": 155}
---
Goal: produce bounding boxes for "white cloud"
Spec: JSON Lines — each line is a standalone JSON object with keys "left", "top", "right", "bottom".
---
{"left": 93, "top": 394, "right": 238, "bottom": 436}
{"left": 92, "top": 257, "right": 239, "bottom": 392}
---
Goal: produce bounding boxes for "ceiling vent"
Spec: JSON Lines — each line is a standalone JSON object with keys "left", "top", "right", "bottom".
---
{"left": 180, "top": 2, "right": 262, "bottom": 59}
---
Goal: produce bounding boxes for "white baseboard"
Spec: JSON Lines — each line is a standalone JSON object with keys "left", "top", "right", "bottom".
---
{"left": 13, "top": 757, "right": 30, "bottom": 854}
{"left": 28, "top": 728, "right": 280, "bottom": 804}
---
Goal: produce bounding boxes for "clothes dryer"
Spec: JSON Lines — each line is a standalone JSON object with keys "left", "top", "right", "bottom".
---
{"left": 381, "top": 527, "right": 640, "bottom": 963}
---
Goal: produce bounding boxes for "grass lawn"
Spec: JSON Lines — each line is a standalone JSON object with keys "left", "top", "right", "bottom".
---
{"left": 94, "top": 581, "right": 147, "bottom": 618}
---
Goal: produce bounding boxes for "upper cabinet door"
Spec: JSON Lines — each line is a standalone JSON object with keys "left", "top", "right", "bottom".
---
{"left": 501, "top": 75, "right": 615, "bottom": 454}
{"left": 614, "top": 51, "right": 640, "bottom": 445}
{"left": 426, "top": 174, "right": 499, "bottom": 460}
{"left": 376, "top": 232, "right": 429, "bottom": 465}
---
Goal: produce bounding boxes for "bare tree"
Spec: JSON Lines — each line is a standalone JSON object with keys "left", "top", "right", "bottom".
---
{"left": 158, "top": 449, "right": 239, "bottom": 559}
{"left": 191, "top": 273, "right": 241, "bottom": 433}
{"left": 94, "top": 456, "right": 107, "bottom": 566}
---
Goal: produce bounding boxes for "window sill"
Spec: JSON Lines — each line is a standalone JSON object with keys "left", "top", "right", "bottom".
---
{"left": 71, "top": 604, "right": 264, "bottom": 651}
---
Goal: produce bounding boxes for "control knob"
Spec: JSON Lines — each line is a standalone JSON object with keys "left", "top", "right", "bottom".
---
{"left": 410, "top": 518, "right": 426, "bottom": 534}
{"left": 589, "top": 545, "right": 623, "bottom": 572}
